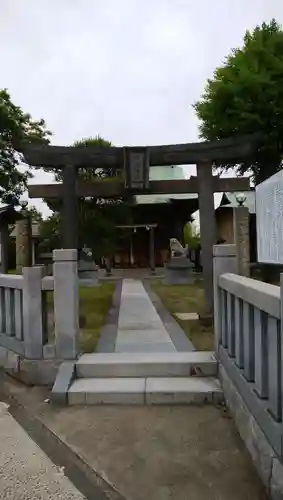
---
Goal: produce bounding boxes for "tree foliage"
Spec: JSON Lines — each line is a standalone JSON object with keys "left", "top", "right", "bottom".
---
{"left": 43, "top": 136, "right": 133, "bottom": 259}
{"left": 74, "top": 135, "right": 119, "bottom": 181}
{"left": 183, "top": 222, "right": 200, "bottom": 249}
{"left": 39, "top": 213, "right": 61, "bottom": 252}
{"left": 0, "top": 89, "right": 51, "bottom": 203}
{"left": 51, "top": 135, "right": 116, "bottom": 183}
{"left": 22, "top": 205, "right": 43, "bottom": 223}
{"left": 194, "top": 19, "right": 283, "bottom": 184}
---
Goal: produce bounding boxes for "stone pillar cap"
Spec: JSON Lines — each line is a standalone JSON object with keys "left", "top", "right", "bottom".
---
{"left": 53, "top": 249, "right": 78, "bottom": 262}
{"left": 213, "top": 244, "right": 236, "bottom": 257}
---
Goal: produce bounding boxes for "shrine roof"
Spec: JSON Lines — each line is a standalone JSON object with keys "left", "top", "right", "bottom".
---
{"left": 216, "top": 191, "right": 255, "bottom": 213}
{"left": 0, "top": 204, "right": 22, "bottom": 224}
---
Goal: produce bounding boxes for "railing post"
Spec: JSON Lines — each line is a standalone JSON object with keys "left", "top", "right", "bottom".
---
{"left": 53, "top": 249, "right": 79, "bottom": 359}
{"left": 23, "top": 266, "right": 44, "bottom": 359}
{"left": 213, "top": 244, "right": 237, "bottom": 355}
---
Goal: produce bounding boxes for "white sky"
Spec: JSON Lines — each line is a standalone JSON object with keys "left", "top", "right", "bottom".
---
{"left": 0, "top": 0, "right": 281, "bottom": 216}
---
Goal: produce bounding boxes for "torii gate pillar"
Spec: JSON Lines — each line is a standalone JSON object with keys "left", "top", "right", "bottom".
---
{"left": 197, "top": 162, "right": 217, "bottom": 313}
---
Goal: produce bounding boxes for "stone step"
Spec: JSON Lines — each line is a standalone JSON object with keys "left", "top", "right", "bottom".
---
{"left": 76, "top": 351, "right": 217, "bottom": 379}
{"left": 67, "top": 376, "right": 222, "bottom": 405}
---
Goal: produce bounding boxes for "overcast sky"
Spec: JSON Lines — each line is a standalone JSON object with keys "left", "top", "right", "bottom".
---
{"left": 1, "top": 0, "right": 282, "bottom": 215}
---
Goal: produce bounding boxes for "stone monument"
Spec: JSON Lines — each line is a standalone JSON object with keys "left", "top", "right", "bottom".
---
{"left": 0, "top": 204, "right": 23, "bottom": 273}
{"left": 16, "top": 217, "right": 32, "bottom": 273}
{"left": 233, "top": 205, "right": 250, "bottom": 277}
{"left": 256, "top": 171, "right": 283, "bottom": 264}
{"left": 164, "top": 238, "right": 195, "bottom": 285}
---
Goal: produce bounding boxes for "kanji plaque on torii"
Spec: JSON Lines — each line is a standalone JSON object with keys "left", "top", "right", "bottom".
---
{"left": 123, "top": 147, "right": 150, "bottom": 190}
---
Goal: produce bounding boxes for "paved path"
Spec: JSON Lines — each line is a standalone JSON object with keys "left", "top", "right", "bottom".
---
{"left": 0, "top": 402, "right": 86, "bottom": 499}
{"left": 115, "top": 279, "right": 176, "bottom": 353}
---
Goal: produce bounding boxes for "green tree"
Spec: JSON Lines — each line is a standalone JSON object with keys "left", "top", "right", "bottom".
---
{"left": 194, "top": 19, "right": 283, "bottom": 184}
{"left": 21, "top": 205, "right": 43, "bottom": 223}
{"left": 39, "top": 213, "right": 61, "bottom": 252}
{"left": 0, "top": 89, "right": 51, "bottom": 203}
{"left": 43, "top": 136, "right": 133, "bottom": 260}
{"left": 183, "top": 222, "right": 192, "bottom": 245}
{"left": 183, "top": 222, "right": 200, "bottom": 249}
{"left": 51, "top": 135, "right": 116, "bottom": 182}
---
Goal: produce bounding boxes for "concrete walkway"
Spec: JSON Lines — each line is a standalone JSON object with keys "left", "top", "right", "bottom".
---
{"left": 0, "top": 402, "right": 86, "bottom": 500}
{"left": 0, "top": 356, "right": 267, "bottom": 500}
{"left": 115, "top": 279, "right": 176, "bottom": 353}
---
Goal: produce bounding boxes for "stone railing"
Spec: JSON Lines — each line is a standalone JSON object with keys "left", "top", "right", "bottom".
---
{"left": 0, "top": 249, "right": 79, "bottom": 384}
{"left": 0, "top": 269, "right": 46, "bottom": 359}
{"left": 214, "top": 244, "right": 283, "bottom": 494}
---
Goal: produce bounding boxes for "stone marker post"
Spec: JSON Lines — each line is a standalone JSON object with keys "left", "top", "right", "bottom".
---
{"left": 53, "top": 249, "right": 79, "bottom": 359}
{"left": 213, "top": 244, "right": 237, "bottom": 354}
{"left": 233, "top": 206, "right": 250, "bottom": 277}
{"left": 16, "top": 218, "right": 32, "bottom": 273}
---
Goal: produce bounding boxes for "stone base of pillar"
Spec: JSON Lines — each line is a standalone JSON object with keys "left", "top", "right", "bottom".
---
{"left": 164, "top": 257, "right": 195, "bottom": 285}
{"left": 78, "top": 259, "right": 98, "bottom": 282}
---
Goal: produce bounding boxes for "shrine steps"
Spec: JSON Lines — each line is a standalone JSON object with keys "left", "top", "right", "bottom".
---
{"left": 52, "top": 352, "right": 223, "bottom": 406}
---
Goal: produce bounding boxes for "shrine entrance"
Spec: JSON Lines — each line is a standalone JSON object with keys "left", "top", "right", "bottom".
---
{"left": 22, "top": 133, "right": 260, "bottom": 312}
{"left": 114, "top": 224, "right": 157, "bottom": 269}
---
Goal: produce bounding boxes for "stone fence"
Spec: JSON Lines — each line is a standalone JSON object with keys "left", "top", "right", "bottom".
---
{"left": 0, "top": 249, "right": 79, "bottom": 384}
{"left": 214, "top": 244, "right": 283, "bottom": 495}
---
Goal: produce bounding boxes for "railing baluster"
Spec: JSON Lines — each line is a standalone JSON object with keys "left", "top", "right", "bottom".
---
{"left": 42, "top": 291, "right": 49, "bottom": 345}
{"left": 267, "top": 316, "right": 282, "bottom": 422}
{"left": 235, "top": 298, "right": 244, "bottom": 368}
{"left": 5, "top": 288, "right": 15, "bottom": 336}
{"left": 227, "top": 293, "right": 235, "bottom": 357}
{"left": 254, "top": 309, "right": 268, "bottom": 399}
{"left": 243, "top": 302, "right": 255, "bottom": 382}
{"left": 218, "top": 288, "right": 223, "bottom": 346}
{"left": 221, "top": 290, "right": 228, "bottom": 348}
{"left": 0, "top": 287, "right": 5, "bottom": 333}
{"left": 267, "top": 317, "right": 281, "bottom": 421}
{"left": 14, "top": 289, "right": 23, "bottom": 340}
{"left": 4, "top": 288, "right": 11, "bottom": 335}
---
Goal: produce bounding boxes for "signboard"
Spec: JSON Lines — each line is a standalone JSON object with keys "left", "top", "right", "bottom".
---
{"left": 123, "top": 147, "right": 150, "bottom": 190}
{"left": 256, "top": 170, "right": 283, "bottom": 264}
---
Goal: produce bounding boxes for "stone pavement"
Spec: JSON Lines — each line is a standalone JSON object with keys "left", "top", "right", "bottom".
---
{"left": 1, "top": 376, "right": 267, "bottom": 500}
{"left": 115, "top": 279, "right": 177, "bottom": 353}
{"left": 0, "top": 402, "right": 86, "bottom": 500}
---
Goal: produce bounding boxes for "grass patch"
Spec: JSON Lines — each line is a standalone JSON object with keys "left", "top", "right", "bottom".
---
{"left": 151, "top": 279, "right": 214, "bottom": 351}
{"left": 78, "top": 284, "right": 115, "bottom": 352}
{"left": 8, "top": 269, "right": 21, "bottom": 275}
{"left": 46, "top": 283, "right": 115, "bottom": 353}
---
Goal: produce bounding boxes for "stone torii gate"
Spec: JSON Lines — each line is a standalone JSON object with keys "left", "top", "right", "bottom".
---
{"left": 22, "top": 133, "right": 260, "bottom": 312}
